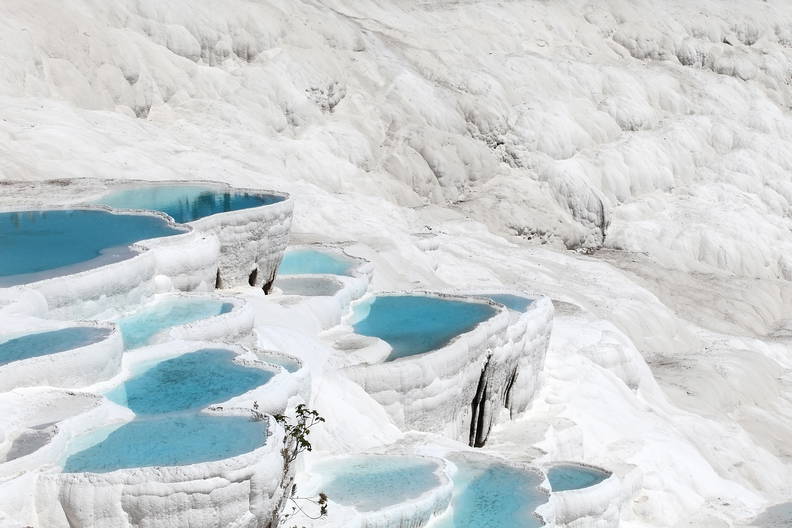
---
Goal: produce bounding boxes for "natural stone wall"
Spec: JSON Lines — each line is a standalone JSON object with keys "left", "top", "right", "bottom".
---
{"left": 343, "top": 293, "right": 553, "bottom": 446}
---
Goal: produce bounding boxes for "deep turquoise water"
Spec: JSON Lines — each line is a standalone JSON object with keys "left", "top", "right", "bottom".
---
{"left": 278, "top": 248, "right": 354, "bottom": 276}
{"left": 547, "top": 464, "right": 610, "bottom": 492}
{"left": 434, "top": 457, "right": 545, "bottom": 528}
{"left": 105, "top": 349, "right": 273, "bottom": 415}
{"left": 353, "top": 296, "right": 496, "bottom": 361}
{"left": 0, "top": 327, "right": 111, "bottom": 366}
{"left": 62, "top": 414, "right": 267, "bottom": 473}
{"left": 318, "top": 456, "right": 442, "bottom": 512}
{"left": 95, "top": 185, "right": 283, "bottom": 223}
{"left": 0, "top": 210, "right": 185, "bottom": 286}
{"left": 116, "top": 298, "right": 233, "bottom": 349}
{"left": 474, "top": 294, "right": 534, "bottom": 312}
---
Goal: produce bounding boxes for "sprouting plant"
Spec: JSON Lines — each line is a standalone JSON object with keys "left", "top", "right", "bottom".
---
{"left": 252, "top": 402, "right": 329, "bottom": 526}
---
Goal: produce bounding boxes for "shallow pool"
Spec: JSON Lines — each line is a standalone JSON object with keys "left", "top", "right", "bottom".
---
{"left": 106, "top": 348, "right": 274, "bottom": 415}
{"left": 473, "top": 294, "right": 534, "bottom": 312}
{"left": 0, "top": 209, "right": 185, "bottom": 286}
{"left": 275, "top": 276, "right": 343, "bottom": 296}
{"left": 547, "top": 464, "right": 610, "bottom": 492}
{"left": 95, "top": 184, "right": 283, "bottom": 223}
{"left": 62, "top": 414, "right": 267, "bottom": 473}
{"left": 116, "top": 298, "right": 233, "bottom": 349}
{"left": 278, "top": 248, "right": 355, "bottom": 276}
{"left": 433, "top": 456, "right": 546, "bottom": 528}
{"left": 317, "top": 455, "right": 443, "bottom": 512}
{"left": 0, "top": 327, "right": 111, "bottom": 366}
{"left": 353, "top": 295, "right": 496, "bottom": 361}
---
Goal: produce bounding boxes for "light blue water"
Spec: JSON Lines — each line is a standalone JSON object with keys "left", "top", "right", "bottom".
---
{"left": 318, "top": 456, "right": 442, "bottom": 512}
{"left": 0, "top": 210, "right": 185, "bottom": 286}
{"left": 105, "top": 349, "right": 274, "bottom": 415}
{"left": 547, "top": 464, "right": 610, "bottom": 492}
{"left": 433, "top": 456, "right": 546, "bottom": 528}
{"left": 474, "top": 294, "right": 534, "bottom": 312}
{"left": 62, "top": 414, "right": 267, "bottom": 473}
{"left": 353, "top": 296, "right": 497, "bottom": 361}
{"left": 95, "top": 185, "right": 283, "bottom": 223}
{"left": 278, "top": 248, "right": 354, "bottom": 276}
{"left": 116, "top": 298, "right": 233, "bottom": 349}
{"left": 0, "top": 327, "right": 111, "bottom": 366}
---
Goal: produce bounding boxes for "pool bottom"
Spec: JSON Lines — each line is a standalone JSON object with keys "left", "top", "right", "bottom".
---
{"left": 432, "top": 455, "right": 546, "bottom": 528}
{"left": 0, "top": 327, "right": 112, "bottom": 366}
{"left": 105, "top": 348, "right": 274, "bottom": 415}
{"left": 63, "top": 414, "right": 268, "bottom": 473}
{"left": 547, "top": 464, "right": 610, "bottom": 492}
{"left": 317, "top": 455, "right": 444, "bottom": 512}
{"left": 352, "top": 295, "right": 497, "bottom": 361}
{"left": 116, "top": 298, "right": 233, "bottom": 349}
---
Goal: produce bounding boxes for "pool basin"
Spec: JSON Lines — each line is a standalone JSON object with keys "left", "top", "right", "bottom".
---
{"left": 0, "top": 209, "right": 185, "bottom": 287}
{"left": 352, "top": 295, "right": 497, "bottom": 361}
{"left": 116, "top": 297, "right": 234, "bottom": 349}
{"left": 94, "top": 184, "right": 283, "bottom": 224}
{"left": 105, "top": 348, "right": 275, "bottom": 415}
{"left": 62, "top": 414, "right": 268, "bottom": 473}
{"left": 278, "top": 247, "right": 357, "bottom": 276}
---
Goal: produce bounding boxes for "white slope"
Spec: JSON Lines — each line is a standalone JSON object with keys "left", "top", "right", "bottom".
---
{"left": 1, "top": 0, "right": 792, "bottom": 526}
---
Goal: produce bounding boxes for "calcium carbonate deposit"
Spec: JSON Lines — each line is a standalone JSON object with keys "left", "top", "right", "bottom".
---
{"left": 1, "top": 1, "right": 792, "bottom": 527}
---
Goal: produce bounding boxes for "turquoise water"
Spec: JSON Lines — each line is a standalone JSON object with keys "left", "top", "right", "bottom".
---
{"left": 62, "top": 414, "right": 267, "bottom": 473}
{"left": 95, "top": 185, "right": 283, "bottom": 223}
{"left": 116, "top": 298, "right": 233, "bottom": 349}
{"left": 547, "top": 464, "right": 610, "bottom": 492}
{"left": 106, "top": 349, "right": 274, "bottom": 415}
{"left": 0, "top": 327, "right": 111, "bottom": 366}
{"left": 353, "top": 296, "right": 496, "bottom": 361}
{"left": 318, "top": 456, "right": 442, "bottom": 512}
{"left": 278, "top": 248, "right": 354, "bottom": 276}
{"left": 434, "top": 457, "right": 546, "bottom": 528}
{"left": 0, "top": 210, "right": 184, "bottom": 286}
{"left": 474, "top": 294, "right": 534, "bottom": 312}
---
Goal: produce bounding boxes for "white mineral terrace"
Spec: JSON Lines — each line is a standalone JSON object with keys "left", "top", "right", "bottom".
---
{"left": 5, "top": 1, "right": 789, "bottom": 525}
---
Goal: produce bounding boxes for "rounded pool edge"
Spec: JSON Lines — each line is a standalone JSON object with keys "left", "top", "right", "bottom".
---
{"left": 0, "top": 321, "right": 123, "bottom": 392}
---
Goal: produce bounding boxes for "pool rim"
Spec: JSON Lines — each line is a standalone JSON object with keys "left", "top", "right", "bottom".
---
{"left": 307, "top": 452, "right": 454, "bottom": 518}
{"left": 0, "top": 204, "right": 192, "bottom": 288}
{"left": 544, "top": 460, "right": 614, "bottom": 494}
{"left": 84, "top": 178, "right": 290, "bottom": 225}
{"left": 279, "top": 243, "right": 372, "bottom": 278}
{"left": 346, "top": 291, "right": 508, "bottom": 363}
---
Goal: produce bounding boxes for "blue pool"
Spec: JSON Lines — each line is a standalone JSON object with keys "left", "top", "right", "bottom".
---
{"left": 0, "top": 327, "right": 111, "bottom": 366}
{"left": 95, "top": 184, "right": 283, "bottom": 224}
{"left": 63, "top": 414, "right": 267, "bottom": 473}
{"left": 278, "top": 248, "right": 355, "bottom": 276}
{"left": 473, "top": 294, "right": 534, "bottom": 312}
{"left": 353, "top": 296, "right": 496, "bottom": 361}
{"left": 116, "top": 298, "right": 233, "bottom": 349}
{"left": 547, "top": 464, "right": 610, "bottom": 492}
{"left": 0, "top": 210, "right": 185, "bottom": 286}
{"left": 106, "top": 349, "right": 274, "bottom": 415}
{"left": 317, "top": 456, "right": 443, "bottom": 512}
{"left": 433, "top": 456, "right": 546, "bottom": 528}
